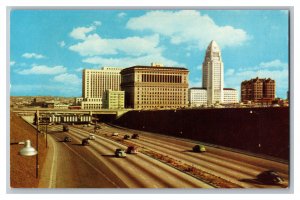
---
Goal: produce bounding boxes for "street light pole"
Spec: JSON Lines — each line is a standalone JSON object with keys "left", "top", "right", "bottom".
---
{"left": 35, "top": 110, "right": 39, "bottom": 179}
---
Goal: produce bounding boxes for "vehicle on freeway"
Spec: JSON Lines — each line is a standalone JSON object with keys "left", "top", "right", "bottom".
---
{"left": 131, "top": 133, "right": 139, "bottom": 139}
{"left": 89, "top": 134, "right": 96, "bottom": 140}
{"left": 82, "top": 138, "right": 90, "bottom": 146}
{"left": 95, "top": 125, "right": 101, "bottom": 129}
{"left": 123, "top": 134, "right": 130, "bottom": 139}
{"left": 256, "top": 170, "right": 284, "bottom": 184}
{"left": 63, "top": 125, "right": 69, "bottom": 132}
{"left": 64, "top": 136, "right": 72, "bottom": 142}
{"left": 126, "top": 146, "right": 138, "bottom": 154}
{"left": 192, "top": 144, "right": 206, "bottom": 153}
{"left": 112, "top": 132, "right": 119, "bottom": 136}
{"left": 115, "top": 148, "right": 127, "bottom": 158}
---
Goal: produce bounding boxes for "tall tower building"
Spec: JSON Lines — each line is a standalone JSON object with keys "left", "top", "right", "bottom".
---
{"left": 80, "top": 67, "right": 123, "bottom": 109}
{"left": 202, "top": 40, "right": 224, "bottom": 105}
{"left": 82, "top": 67, "right": 123, "bottom": 99}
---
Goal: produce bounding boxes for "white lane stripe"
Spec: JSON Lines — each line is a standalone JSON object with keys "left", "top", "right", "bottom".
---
{"left": 52, "top": 135, "right": 119, "bottom": 188}
{"left": 49, "top": 136, "right": 57, "bottom": 188}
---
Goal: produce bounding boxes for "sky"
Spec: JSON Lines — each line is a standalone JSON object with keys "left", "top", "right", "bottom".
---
{"left": 10, "top": 9, "right": 289, "bottom": 99}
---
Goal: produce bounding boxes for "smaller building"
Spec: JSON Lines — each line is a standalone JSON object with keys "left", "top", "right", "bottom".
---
{"left": 241, "top": 77, "right": 276, "bottom": 105}
{"left": 81, "top": 98, "right": 102, "bottom": 109}
{"left": 188, "top": 88, "right": 207, "bottom": 107}
{"left": 223, "top": 88, "right": 238, "bottom": 104}
{"left": 102, "top": 90, "right": 125, "bottom": 109}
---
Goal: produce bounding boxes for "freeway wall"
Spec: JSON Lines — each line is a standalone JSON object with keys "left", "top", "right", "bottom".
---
{"left": 113, "top": 107, "right": 290, "bottom": 160}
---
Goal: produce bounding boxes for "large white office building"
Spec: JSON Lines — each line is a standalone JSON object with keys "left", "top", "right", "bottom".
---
{"left": 189, "top": 40, "right": 238, "bottom": 107}
{"left": 80, "top": 67, "right": 123, "bottom": 109}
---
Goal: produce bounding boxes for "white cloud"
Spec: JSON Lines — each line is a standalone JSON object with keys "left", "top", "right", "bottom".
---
{"left": 83, "top": 53, "right": 180, "bottom": 67}
{"left": 126, "top": 10, "right": 250, "bottom": 49}
{"left": 11, "top": 84, "right": 81, "bottom": 97}
{"left": 93, "top": 21, "right": 102, "bottom": 26}
{"left": 118, "top": 12, "right": 127, "bottom": 18}
{"left": 58, "top": 41, "right": 66, "bottom": 47}
{"left": 17, "top": 65, "right": 67, "bottom": 75}
{"left": 70, "top": 25, "right": 96, "bottom": 40}
{"left": 225, "top": 60, "right": 288, "bottom": 98}
{"left": 10, "top": 61, "right": 16, "bottom": 66}
{"left": 259, "top": 59, "right": 288, "bottom": 69}
{"left": 53, "top": 73, "right": 81, "bottom": 85}
{"left": 22, "top": 53, "right": 45, "bottom": 59}
{"left": 280, "top": 10, "right": 288, "bottom": 15}
{"left": 189, "top": 78, "right": 202, "bottom": 88}
{"left": 225, "top": 68, "right": 235, "bottom": 76}
{"left": 69, "top": 33, "right": 162, "bottom": 57}
{"left": 75, "top": 67, "right": 84, "bottom": 72}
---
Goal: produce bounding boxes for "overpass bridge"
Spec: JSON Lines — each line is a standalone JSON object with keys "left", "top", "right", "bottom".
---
{"left": 12, "top": 108, "right": 132, "bottom": 118}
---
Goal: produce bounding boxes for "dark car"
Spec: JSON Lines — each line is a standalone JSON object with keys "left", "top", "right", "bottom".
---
{"left": 82, "top": 138, "right": 90, "bottom": 146}
{"left": 126, "top": 146, "right": 138, "bottom": 154}
{"left": 257, "top": 170, "right": 284, "bottom": 184}
{"left": 192, "top": 144, "right": 206, "bottom": 153}
{"left": 64, "top": 136, "right": 72, "bottom": 142}
{"left": 63, "top": 125, "right": 69, "bottom": 132}
{"left": 123, "top": 134, "right": 130, "bottom": 139}
{"left": 131, "top": 133, "right": 139, "bottom": 139}
{"left": 115, "top": 148, "right": 126, "bottom": 158}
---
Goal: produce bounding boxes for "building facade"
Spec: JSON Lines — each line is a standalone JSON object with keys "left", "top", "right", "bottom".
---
{"left": 121, "top": 64, "right": 189, "bottom": 109}
{"left": 81, "top": 98, "right": 103, "bottom": 109}
{"left": 202, "top": 40, "right": 224, "bottom": 105}
{"left": 223, "top": 88, "right": 239, "bottom": 104}
{"left": 102, "top": 90, "right": 125, "bottom": 109}
{"left": 81, "top": 67, "right": 123, "bottom": 109}
{"left": 82, "top": 67, "right": 123, "bottom": 99}
{"left": 241, "top": 77, "right": 276, "bottom": 104}
{"left": 189, "top": 40, "right": 238, "bottom": 107}
{"left": 188, "top": 88, "right": 207, "bottom": 107}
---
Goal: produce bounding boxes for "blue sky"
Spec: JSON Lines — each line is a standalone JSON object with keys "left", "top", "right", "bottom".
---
{"left": 10, "top": 9, "right": 289, "bottom": 99}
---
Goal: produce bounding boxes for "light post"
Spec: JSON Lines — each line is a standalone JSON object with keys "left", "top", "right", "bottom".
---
{"left": 249, "top": 110, "right": 261, "bottom": 152}
{"left": 15, "top": 140, "right": 38, "bottom": 156}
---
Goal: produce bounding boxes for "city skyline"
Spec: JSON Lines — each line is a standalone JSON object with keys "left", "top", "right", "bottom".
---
{"left": 10, "top": 10, "right": 289, "bottom": 99}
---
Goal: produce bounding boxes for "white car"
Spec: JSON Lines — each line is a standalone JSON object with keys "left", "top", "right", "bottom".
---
{"left": 89, "top": 134, "right": 96, "bottom": 140}
{"left": 112, "top": 132, "right": 119, "bottom": 136}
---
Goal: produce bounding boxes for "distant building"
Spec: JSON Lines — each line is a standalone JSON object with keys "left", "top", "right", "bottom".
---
{"left": 202, "top": 40, "right": 224, "bottom": 105}
{"left": 223, "top": 88, "right": 239, "bottom": 104}
{"left": 102, "top": 90, "right": 125, "bottom": 109}
{"left": 241, "top": 77, "right": 276, "bottom": 104}
{"left": 121, "top": 63, "right": 189, "bottom": 109}
{"left": 81, "top": 67, "right": 124, "bottom": 109}
{"left": 81, "top": 98, "right": 102, "bottom": 109}
{"left": 188, "top": 88, "right": 207, "bottom": 107}
{"left": 189, "top": 40, "right": 238, "bottom": 107}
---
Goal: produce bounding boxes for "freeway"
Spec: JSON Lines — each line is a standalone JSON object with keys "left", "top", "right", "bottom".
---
{"left": 81, "top": 123, "right": 289, "bottom": 188}
{"left": 42, "top": 125, "right": 214, "bottom": 188}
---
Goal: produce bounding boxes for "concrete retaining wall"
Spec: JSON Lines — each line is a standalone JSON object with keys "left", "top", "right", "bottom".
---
{"left": 113, "top": 107, "right": 289, "bottom": 160}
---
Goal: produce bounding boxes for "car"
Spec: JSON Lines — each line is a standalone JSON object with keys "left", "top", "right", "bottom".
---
{"left": 89, "top": 134, "right": 96, "bottom": 140}
{"left": 123, "top": 134, "right": 130, "bottom": 139}
{"left": 63, "top": 125, "right": 69, "bottom": 132}
{"left": 131, "top": 133, "right": 139, "bottom": 139}
{"left": 192, "top": 144, "right": 206, "bottom": 153}
{"left": 95, "top": 125, "right": 101, "bottom": 129}
{"left": 112, "top": 132, "right": 119, "bottom": 136}
{"left": 115, "top": 148, "right": 127, "bottom": 158}
{"left": 64, "top": 136, "right": 72, "bottom": 142}
{"left": 126, "top": 146, "right": 138, "bottom": 154}
{"left": 82, "top": 138, "right": 90, "bottom": 146}
{"left": 256, "top": 170, "right": 284, "bottom": 184}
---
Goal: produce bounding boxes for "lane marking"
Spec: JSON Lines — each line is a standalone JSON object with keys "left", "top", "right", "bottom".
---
{"left": 52, "top": 135, "right": 119, "bottom": 188}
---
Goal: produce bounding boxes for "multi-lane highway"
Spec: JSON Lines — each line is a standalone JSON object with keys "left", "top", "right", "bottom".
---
{"left": 41, "top": 124, "right": 288, "bottom": 188}
{"left": 42, "top": 125, "right": 214, "bottom": 188}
